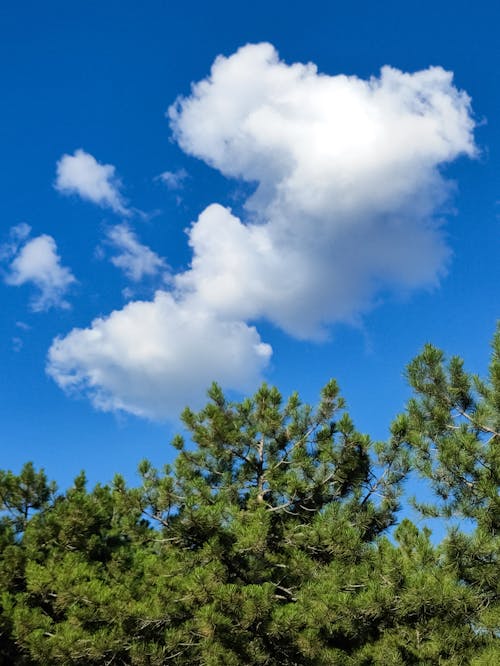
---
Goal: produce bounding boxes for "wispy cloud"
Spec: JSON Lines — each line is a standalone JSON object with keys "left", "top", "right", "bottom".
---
{"left": 104, "top": 224, "right": 168, "bottom": 282}
{"left": 48, "top": 44, "right": 476, "bottom": 419}
{"left": 157, "top": 168, "right": 188, "bottom": 190}
{"left": 55, "top": 149, "right": 130, "bottom": 216}
{"left": 2, "top": 225, "right": 76, "bottom": 311}
{"left": 0, "top": 222, "right": 31, "bottom": 260}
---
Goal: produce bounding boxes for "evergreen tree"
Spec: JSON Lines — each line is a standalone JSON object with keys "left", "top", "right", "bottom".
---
{"left": 0, "top": 463, "right": 55, "bottom": 664}
{"left": 398, "top": 323, "right": 500, "bottom": 664}
{"left": 0, "top": 326, "right": 498, "bottom": 664}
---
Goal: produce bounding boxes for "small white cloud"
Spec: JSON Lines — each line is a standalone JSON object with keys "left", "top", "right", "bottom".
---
{"left": 157, "top": 168, "right": 188, "bottom": 190}
{"left": 55, "top": 149, "right": 130, "bottom": 216}
{"left": 12, "top": 321, "right": 30, "bottom": 352}
{"left": 12, "top": 337, "right": 23, "bottom": 352}
{"left": 3, "top": 229, "right": 76, "bottom": 311}
{"left": 47, "top": 291, "right": 272, "bottom": 420}
{"left": 105, "top": 224, "right": 168, "bottom": 282}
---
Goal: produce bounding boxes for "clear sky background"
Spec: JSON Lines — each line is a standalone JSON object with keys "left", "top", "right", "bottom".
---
{"left": 0, "top": 0, "right": 498, "bottom": 496}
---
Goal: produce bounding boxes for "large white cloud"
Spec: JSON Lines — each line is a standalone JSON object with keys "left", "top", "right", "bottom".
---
{"left": 170, "top": 43, "right": 476, "bottom": 337}
{"left": 48, "top": 43, "right": 476, "bottom": 419}
{"left": 55, "top": 149, "right": 130, "bottom": 216}
{"left": 47, "top": 291, "right": 272, "bottom": 420}
{"left": 3, "top": 225, "right": 76, "bottom": 311}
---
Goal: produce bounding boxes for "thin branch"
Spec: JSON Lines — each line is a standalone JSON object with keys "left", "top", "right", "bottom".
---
{"left": 453, "top": 406, "right": 500, "bottom": 438}
{"left": 271, "top": 423, "right": 318, "bottom": 472}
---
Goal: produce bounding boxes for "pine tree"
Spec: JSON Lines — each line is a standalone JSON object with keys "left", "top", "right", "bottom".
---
{"left": 0, "top": 463, "right": 54, "bottom": 664}
{"left": 398, "top": 322, "right": 500, "bottom": 663}
{"left": 131, "top": 380, "right": 409, "bottom": 664}
{"left": 0, "top": 328, "right": 498, "bottom": 663}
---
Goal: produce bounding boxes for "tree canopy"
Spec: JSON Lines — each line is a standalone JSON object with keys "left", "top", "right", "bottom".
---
{"left": 1, "top": 326, "right": 499, "bottom": 664}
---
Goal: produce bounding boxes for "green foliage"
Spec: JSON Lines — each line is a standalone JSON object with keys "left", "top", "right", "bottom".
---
{"left": 398, "top": 323, "right": 500, "bottom": 663}
{"left": 402, "top": 327, "right": 500, "bottom": 528}
{"left": 0, "top": 326, "right": 499, "bottom": 663}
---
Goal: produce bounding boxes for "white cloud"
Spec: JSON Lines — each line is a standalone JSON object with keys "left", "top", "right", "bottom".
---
{"left": 47, "top": 44, "right": 476, "bottom": 419}
{"left": 158, "top": 168, "right": 188, "bottom": 190}
{"left": 169, "top": 43, "right": 476, "bottom": 338}
{"left": 47, "top": 291, "right": 272, "bottom": 420}
{"left": 55, "top": 149, "right": 130, "bottom": 215}
{"left": 3, "top": 228, "right": 76, "bottom": 311}
{"left": 105, "top": 224, "right": 168, "bottom": 282}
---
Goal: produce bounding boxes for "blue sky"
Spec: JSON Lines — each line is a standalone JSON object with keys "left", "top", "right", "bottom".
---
{"left": 0, "top": 0, "right": 498, "bottom": 494}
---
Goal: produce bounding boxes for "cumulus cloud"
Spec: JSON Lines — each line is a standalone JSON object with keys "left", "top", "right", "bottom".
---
{"left": 47, "top": 291, "right": 272, "bottom": 420}
{"left": 2, "top": 225, "right": 76, "bottom": 311}
{"left": 55, "top": 149, "right": 130, "bottom": 215}
{"left": 169, "top": 42, "right": 476, "bottom": 337}
{"left": 48, "top": 44, "right": 476, "bottom": 419}
{"left": 158, "top": 168, "right": 188, "bottom": 190}
{"left": 104, "top": 224, "right": 168, "bottom": 282}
